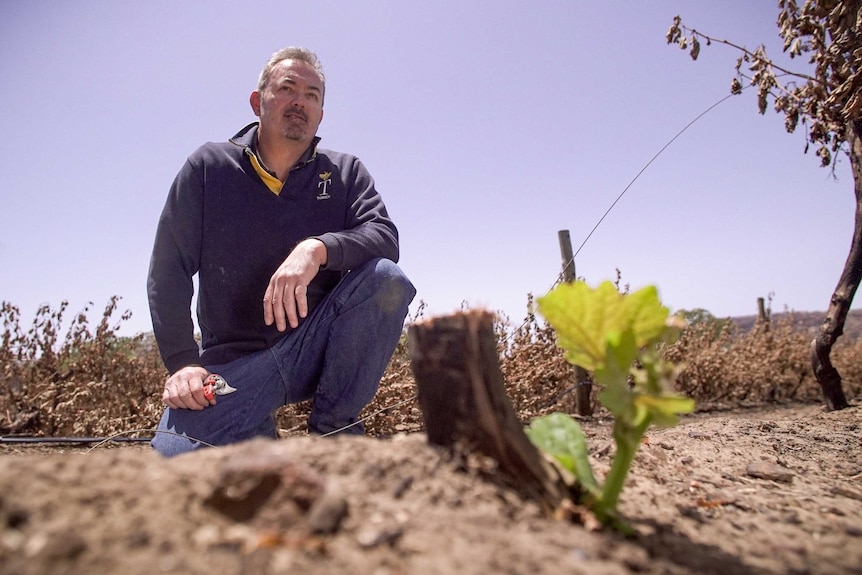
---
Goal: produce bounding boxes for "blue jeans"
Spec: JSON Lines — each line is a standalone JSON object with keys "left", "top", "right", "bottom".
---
{"left": 151, "top": 258, "right": 415, "bottom": 457}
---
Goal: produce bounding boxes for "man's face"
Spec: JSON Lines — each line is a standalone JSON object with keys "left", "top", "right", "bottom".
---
{"left": 253, "top": 59, "right": 324, "bottom": 144}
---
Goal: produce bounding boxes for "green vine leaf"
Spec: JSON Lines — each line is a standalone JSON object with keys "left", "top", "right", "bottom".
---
{"left": 526, "top": 412, "right": 600, "bottom": 497}
{"left": 635, "top": 394, "right": 695, "bottom": 427}
{"left": 537, "top": 281, "right": 670, "bottom": 372}
{"left": 537, "top": 281, "right": 628, "bottom": 371}
{"left": 534, "top": 279, "right": 696, "bottom": 528}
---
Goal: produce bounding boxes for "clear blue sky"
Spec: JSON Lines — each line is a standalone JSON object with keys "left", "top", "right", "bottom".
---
{"left": 1, "top": 0, "right": 857, "bottom": 337}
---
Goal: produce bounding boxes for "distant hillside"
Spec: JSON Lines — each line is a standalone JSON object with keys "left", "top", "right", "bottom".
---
{"left": 731, "top": 309, "right": 862, "bottom": 341}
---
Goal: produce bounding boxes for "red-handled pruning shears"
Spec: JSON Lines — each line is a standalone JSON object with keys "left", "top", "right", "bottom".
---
{"left": 202, "top": 374, "right": 237, "bottom": 401}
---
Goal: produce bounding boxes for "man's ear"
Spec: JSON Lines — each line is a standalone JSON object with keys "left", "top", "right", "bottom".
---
{"left": 249, "top": 91, "right": 261, "bottom": 116}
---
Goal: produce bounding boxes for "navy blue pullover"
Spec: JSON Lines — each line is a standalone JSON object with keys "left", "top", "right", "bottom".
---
{"left": 147, "top": 123, "right": 399, "bottom": 374}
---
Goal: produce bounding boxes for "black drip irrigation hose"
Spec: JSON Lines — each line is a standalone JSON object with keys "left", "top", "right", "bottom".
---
{"left": 1, "top": 436, "right": 153, "bottom": 444}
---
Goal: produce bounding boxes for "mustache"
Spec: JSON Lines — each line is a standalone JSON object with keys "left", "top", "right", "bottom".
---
{"left": 285, "top": 109, "right": 308, "bottom": 121}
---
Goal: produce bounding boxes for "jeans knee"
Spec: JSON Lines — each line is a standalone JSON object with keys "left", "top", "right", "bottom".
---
{"left": 372, "top": 259, "right": 416, "bottom": 311}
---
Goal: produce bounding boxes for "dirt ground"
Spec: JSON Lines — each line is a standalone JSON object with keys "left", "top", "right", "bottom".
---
{"left": 1, "top": 400, "right": 860, "bottom": 575}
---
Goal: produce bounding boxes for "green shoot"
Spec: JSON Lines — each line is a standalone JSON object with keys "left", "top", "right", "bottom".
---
{"left": 526, "top": 281, "right": 695, "bottom": 529}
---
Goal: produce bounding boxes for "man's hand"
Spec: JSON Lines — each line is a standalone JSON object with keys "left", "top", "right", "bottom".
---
{"left": 264, "top": 238, "right": 327, "bottom": 331}
{"left": 163, "top": 365, "right": 213, "bottom": 410}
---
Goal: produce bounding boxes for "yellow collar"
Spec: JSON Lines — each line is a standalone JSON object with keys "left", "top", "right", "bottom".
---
{"left": 246, "top": 149, "right": 283, "bottom": 195}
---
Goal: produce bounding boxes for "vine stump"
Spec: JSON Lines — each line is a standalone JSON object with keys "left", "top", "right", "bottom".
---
{"left": 407, "top": 310, "right": 571, "bottom": 514}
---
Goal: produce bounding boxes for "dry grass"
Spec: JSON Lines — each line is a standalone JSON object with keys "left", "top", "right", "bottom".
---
{"left": 666, "top": 314, "right": 862, "bottom": 405}
{"left": 0, "top": 299, "right": 163, "bottom": 437}
{"left": 1, "top": 296, "right": 860, "bottom": 439}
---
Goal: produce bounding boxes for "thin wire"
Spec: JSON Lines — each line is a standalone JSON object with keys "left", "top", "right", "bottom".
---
{"left": 78, "top": 395, "right": 421, "bottom": 451}
{"left": 15, "top": 90, "right": 749, "bottom": 453}
{"left": 14, "top": 88, "right": 757, "bottom": 454}
{"left": 41, "top": 93, "right": 745, "bottom": 451}
{"left": 320, "top": 393, "right": 419, "bottom": 437}
{"left": 496, "top": 90, "right": 741, "bottom": 347}
{"left": 0, "top": 436, "right": 150, "bottom": 444}
{"left": 553, "top": 91, "right": 740, "bottom": 292}
{"left": 84, "top": 429, "right": 217, "bottom": 453}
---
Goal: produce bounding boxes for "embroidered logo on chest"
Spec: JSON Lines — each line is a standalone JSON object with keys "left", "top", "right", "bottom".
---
{"left": 317, "top": 171, "right": 332, "bottom": 200}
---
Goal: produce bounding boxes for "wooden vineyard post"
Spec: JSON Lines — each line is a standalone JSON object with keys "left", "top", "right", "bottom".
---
{"left": 756, "top": 297, "right": 771, "bottom": 332}
{"left": 558, "top": 230, "right": 593, "bottom": 416}
{"left": 407, "top": 310, "right": 571, "bottom": 514}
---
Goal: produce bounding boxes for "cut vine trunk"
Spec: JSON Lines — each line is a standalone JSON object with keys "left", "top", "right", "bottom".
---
{"left": 407, "top": 310, "right": 573, "bottom": 514}
{"left": 811, "top": 119, "right": 862, "bottom": 411}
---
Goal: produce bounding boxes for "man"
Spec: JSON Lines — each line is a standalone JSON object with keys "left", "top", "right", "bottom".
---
{"left": 147, "top": 47, "right": 415, "bottom": 457}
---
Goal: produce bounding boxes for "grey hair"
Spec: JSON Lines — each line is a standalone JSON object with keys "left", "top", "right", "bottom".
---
{"left": 257, "top": 47, "right": 326, "bottom": 100}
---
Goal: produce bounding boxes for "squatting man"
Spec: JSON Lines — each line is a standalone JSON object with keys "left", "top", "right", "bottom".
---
{"left": 147, "top": 47, "right": 415, "bottom": 456}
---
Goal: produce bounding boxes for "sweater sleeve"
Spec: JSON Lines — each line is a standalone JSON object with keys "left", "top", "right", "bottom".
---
{"left": 313, "top": 156, "right": 399, "bottom": 271}
{"left": 147, "top": 157, "right": 204, "bottom": 374}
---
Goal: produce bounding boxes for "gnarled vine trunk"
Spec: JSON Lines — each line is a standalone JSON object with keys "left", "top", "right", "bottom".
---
{"left": 811, "top": 119, "right": 862, "bottom": 411}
